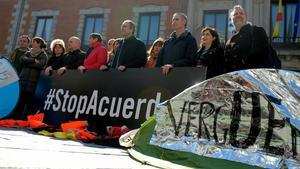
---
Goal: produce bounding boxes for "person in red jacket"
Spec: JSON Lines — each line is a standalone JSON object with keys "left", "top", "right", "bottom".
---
{"left": 78, "top": 33, "right": 107, "bottom": 72}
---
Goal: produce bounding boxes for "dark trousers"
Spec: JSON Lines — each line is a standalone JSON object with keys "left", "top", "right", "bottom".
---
{"left": 9, "top": 91, "right": 35, "bottom": 120}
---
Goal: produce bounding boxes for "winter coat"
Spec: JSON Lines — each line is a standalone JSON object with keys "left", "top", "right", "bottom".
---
{"left": 46, "top": 54, "right": 65, "bottom": 70}
{"left": 83, "top": 42, "right": 107, "bottom": 70}
{"left": 156, "top": 30, "right": 198, "bottom": 67}
{"left": 111, "top": 36, "right": 147, "bottom": 68}
{"left": 224, "top": 24, "right": 268, "bottom": 72}
{"left": 63, "top": 49, "right": 86, "bottom": 69}
{"left": 19, "top": 51, "right": 47, "bottom": 93}
{"left": 8, "top": 48, "right": 29, "bottom": 74}
{"left": 196, "top": 46, "right": 224, "bottom": 79}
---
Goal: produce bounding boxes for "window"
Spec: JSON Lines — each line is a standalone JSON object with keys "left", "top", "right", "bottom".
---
{"left": 34, "top": 17, "right": 53, "bottom": 42}
{"left": 82, "top": 15, "right": 104, "bottom": 48}
{"left": 203, "top": 11, "right": 228, "bottom": 43}
{"left": 271, "top": 0, "right": 300, "bottom": 44}
{"left": 138, "top": 13, "right": 160, "bottom": 46}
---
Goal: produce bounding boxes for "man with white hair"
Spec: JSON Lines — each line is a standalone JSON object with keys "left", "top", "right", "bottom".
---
{"left": 57, "top": 36, "right": 86, "bottom": 75}
{"left": 224, "top": 5, "right": 269, "bottom": 72}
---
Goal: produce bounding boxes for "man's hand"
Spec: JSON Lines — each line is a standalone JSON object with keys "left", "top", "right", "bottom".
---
{"left": 100, "top": 65, "right": 108, "bottom": 71}
{"left": 196, "top": 65, "right": 205, "bottom": 68}
{"left": 45, "top": 66, "right": 53, "bottom": 76}
{"left": 78, "top": 65, "right": 86, "bottom": 73}
{"left": 57, "top": 67, "right": 66, "bottom": 75}
{"left": 161, "top": 64, "right": 173, "bottom": 75}
{"left": 117, "top": 65, "right": 126, "bottom": 72}
{"left": 34, "top": 59, "right": 40, "bottom": 64}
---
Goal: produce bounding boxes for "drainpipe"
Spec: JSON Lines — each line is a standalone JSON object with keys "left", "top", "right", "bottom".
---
{"left": 11, "top": 0, "right": 26, "bottom": 51}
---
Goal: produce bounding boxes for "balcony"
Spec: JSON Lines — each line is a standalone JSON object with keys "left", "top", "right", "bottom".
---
{"left": 271, "top": 37, "right": 300, "bottom": 50}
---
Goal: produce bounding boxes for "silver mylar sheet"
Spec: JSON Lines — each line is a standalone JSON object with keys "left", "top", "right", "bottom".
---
{"left": 150, "top": 69, "right": 300, "bottom": 168}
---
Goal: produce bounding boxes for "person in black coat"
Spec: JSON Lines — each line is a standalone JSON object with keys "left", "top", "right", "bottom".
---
{"left": 13, "top": 37, "right": 48, "bottom": 119}
{"left": 57, "top": 36, "right": 86, "bottom": 75}
{"left": 196, "top": 27, "right": 224, "bottom": 79}
{"left": 45, "top": 39, "right": 66, "bottom": 76}
{"left": 224, "top": 5, "right": 268, "bottom": 73}
{"left": 109, "top": 20, "right": 147, "bottom": 71}
{"left": 156, "top": 12, "right": 198, "bottom": 75}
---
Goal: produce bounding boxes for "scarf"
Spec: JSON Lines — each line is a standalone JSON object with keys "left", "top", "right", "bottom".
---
{"left": 30, "top": 48, "right": 43, "bottom": 58}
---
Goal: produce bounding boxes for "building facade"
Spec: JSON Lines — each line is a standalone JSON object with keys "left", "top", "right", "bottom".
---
{"left": 187, "top": 0, "right": 300, "bottom": 70}
{"left": 0, "top": 0, "right": 299, "bottom": 69}
{"left": 0, "top": 0, "right": 187, "bottom": 52}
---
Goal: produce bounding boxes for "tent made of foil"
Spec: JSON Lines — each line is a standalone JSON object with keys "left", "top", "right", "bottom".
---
{"left": 150, "top": 69, "right": 300, "bottom": 168}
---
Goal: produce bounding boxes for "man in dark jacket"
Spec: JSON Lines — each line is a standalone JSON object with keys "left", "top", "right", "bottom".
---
{"left": 110, "top": 20, "right": 147, "bottom": 71}
{"left": 224, "top": 5, "right": 269, "bottom": 72}
{"left": 57, "top": 36, "right": 86, "bottom": 75}
{"left": 156, "top": 12, "right": 198, "bottom": 75}
{"left": 8, "top": 35, "right": 30, "bottom": 74}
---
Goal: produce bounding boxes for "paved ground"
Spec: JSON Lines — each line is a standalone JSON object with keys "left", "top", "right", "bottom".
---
{"left": 0, "top": 127, "right": 156, "bottom": 169}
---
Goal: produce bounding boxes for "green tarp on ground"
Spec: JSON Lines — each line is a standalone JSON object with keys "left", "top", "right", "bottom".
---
{"left": 131, "top": 115, "right": 262, "bottom": 169}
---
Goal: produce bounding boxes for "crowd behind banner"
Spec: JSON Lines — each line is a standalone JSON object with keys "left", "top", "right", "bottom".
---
{"left": 6, "top": 5, "right": 280, "bottom": 120}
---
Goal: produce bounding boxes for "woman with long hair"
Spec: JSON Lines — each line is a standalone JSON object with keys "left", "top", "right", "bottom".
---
{"left": 144, "top": 38, "right": 164, "bottom": 68}
{"left": 107, "top": 38, "right": 116, "bottom": 62}
{"left": 195, "top": 27, "right": 224, "bottom": 79}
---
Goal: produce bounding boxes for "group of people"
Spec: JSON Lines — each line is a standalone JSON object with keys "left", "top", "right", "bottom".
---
{"left": 7, "top": 5, "right": 271, "bottom": 119}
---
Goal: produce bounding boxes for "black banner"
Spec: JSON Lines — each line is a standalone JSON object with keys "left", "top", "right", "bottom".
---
{"left": 34, "top": 67, "right": 206, "bottom": 132}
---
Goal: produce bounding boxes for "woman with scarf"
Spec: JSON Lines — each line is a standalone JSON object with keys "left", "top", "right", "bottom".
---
{"left": 15, "top": 37, "right": 48, "bottom": 119}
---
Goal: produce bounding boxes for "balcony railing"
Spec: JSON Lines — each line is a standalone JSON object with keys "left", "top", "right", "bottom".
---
{"left": 271, "top": 37, "right": 300, "bottom": 49}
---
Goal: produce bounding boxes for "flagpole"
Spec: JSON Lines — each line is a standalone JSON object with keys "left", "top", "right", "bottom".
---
{"left": 292, "top": 0, "right": 300, "bottom": 43}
